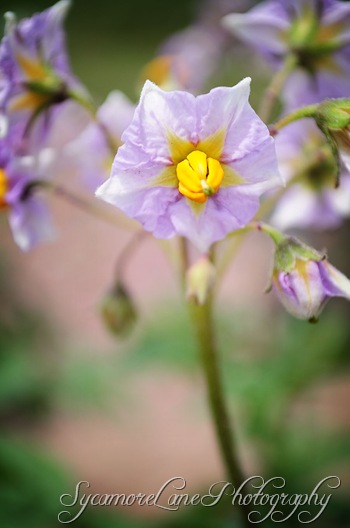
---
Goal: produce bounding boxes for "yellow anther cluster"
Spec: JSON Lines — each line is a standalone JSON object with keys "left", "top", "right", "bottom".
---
{"left": 176, "top": 150, "right": 224, "bottom": 203}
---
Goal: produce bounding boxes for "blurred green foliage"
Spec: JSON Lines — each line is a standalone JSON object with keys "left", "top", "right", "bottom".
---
{"left": 0, "top": 258, "right": 55, "bottom": 425}
{"left": 1, "top": 286, "right": 350, "bottom": 526}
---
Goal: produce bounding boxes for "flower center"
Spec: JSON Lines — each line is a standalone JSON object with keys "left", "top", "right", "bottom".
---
{"left": 176, "top": 150, "right": 224, "bottom": 203}
{"left": 0, "top": 168, "right": 9, "bottom": 209}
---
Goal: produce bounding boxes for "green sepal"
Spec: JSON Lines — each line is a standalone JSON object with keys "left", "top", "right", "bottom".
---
{"left": 316, "top": 100, "right": 350, "bottom": 131}
{"left": 274, "top": 237, "right": 325, "bottom": 273}
{"left": 25, "top": 77, "right": 64, "bottom": 96}
{"left": 259, "top": 223, "right": 325, "bottom": 273}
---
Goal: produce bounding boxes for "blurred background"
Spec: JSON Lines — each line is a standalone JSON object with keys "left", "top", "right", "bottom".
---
{"left": 0, "top": 0, "right": 350, "bottom": 526}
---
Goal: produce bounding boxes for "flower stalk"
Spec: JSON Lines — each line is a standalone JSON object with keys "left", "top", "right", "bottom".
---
{"left": 21, "top": 180, "right": 134, "bottom": 230}
{"left": 259, "top": 54, "right": 297, "bottom": 123}
{"left": 189, "top": 294, "right": 252, "bottom": 527}
{"left": 270, "top": 104, "right": 319, "bottom": 134}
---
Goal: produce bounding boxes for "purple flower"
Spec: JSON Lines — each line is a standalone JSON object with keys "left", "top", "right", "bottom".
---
{"left": 96, "top": 79, "right": 282, "bottom": 252}
{"left": 273, "top": 257, "right": 350, "bottom": 321}
{"left": 142, "top": 25, "right": 228, "bottom": 94}
{"left": 223, "top": 0, "right": 350, "bottom": 108}
{"left": 271, "top": 120, "right": 350, "bottom": 230}
{"left": 0, "top": 133, "right": 54, "bottom": 251}
{"left": 264, "top": 230, "right": 350, "bottom": 320}
{"left": 0, "top": 0, "right": 83, "bottom": 148}
{"left": 140, "top": 0, "right": 254, "bottom": 94}
{"left": 65, "top": 91, "right": 135, "bottom": 191}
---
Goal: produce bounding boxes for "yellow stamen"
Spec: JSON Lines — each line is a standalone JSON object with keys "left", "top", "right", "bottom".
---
{"left": 140, "top": 54, "right": 191, "bottom": 92}
{"left": 0, "top": 169, "right": 9, "bottom": 209}
{"left": 9, "top": 91, "right": 48, "bottom": 112}
{"left": 16, "top": 52, "right": 48, "bottom": 82}
{"left": 176, "top": 150, "right": 224, "bottom": 203}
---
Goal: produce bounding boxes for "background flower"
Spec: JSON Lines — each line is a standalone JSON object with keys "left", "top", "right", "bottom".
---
{"left": 65, "top": 91, "right": 135, "bottom": 191}
{"left": 273, "top": 257, "right": 350, "bottom": 320}
{"left": 0, "top": 135, "right": 54, "bottom": 250}
{"left": 0, "top": 0, "right": 85, "bottom": 150}
{"left": 271, "top": 119, "right": 350, "bottom": 230}
{"left": 223, "top": 0, "right": 350, "bottom": 109}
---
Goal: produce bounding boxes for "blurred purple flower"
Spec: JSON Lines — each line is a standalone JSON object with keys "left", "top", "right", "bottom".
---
{"left": 65, "top": 91, "right": 135, "bottom": 191}
{"left": 144, "top": 25, "right": 228, "bottom": 94}
{"left": 271, "top": 119, "right": 350, "bottom": 230}
{"left": 140, "top": 0, "right": 255, "bottom": 94}
{"left": 0, "top": 0, "right": 84, "bottom": 150}
{"left": 0, "top": 130, "right": 54, "bottom": 251}
{"left": 96, "top": 79, "right": 281, "bottom": 252}
{"left": 273, "top": 257, "right": 350, "bottom": 320}
{"left": 223, "top": 0, "right": 350, "bottom": 108}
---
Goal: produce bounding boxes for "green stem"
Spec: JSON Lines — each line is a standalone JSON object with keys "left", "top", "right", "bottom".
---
{"left": 270, "top": 104, "right": 318, "bottom": 134}
{"left": 259, "top": 55, "right": 297, "bottom": 123}
{"left": 189, "top": 296, "right": 253, "bottom": 527}
{"left": 115, "top": 230, "right": 148, "bottom": 279}
{"left": 179, "top": 236, "right": 190, "bottom": 288}
{"left": 22, "top": 180, "right": 135, "bottom": 230}
{"left": 216, "top": 232, "right": 247, "bottom": 284}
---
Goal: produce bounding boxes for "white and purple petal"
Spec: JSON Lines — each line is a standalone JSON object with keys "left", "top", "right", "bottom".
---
{"left": 97, "top": 80, "right": 282, "bottom": 251}
{"left": 9, "top": 195, "right": 54, "bottom": 251}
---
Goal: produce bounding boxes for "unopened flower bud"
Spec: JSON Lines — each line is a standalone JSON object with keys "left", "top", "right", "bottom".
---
{"left": 316, "top": 100, "right": 350, "bottom": 132}
{"left": 186, "top": 257, "right": 216, "bottom": 305}
{"left": 262, "top": 225, "right": 350, "bottom": 321}
{"left": 316, "top": 100, "right": 350, "bottom": 176}
{"left": 100, "top": 283, "right": 137, "bottom": 337}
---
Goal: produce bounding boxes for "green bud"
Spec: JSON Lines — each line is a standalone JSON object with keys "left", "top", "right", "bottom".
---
{"left": 314, "top": 100, "right": 350, "bottom": 186}
{"left": 274, "top": 237, "right": 324, "bottom": 273}
{"left": 258, "top": 223, "right": 324, "bottom": 273}
{"left": 186, "top": 257, "right": 216, "bottom": 305}
{"left": 100, "top": 283, "right": 137, "bottom": 338}
{"left": 316, "top": 100, "right": 350, "bottom": 131}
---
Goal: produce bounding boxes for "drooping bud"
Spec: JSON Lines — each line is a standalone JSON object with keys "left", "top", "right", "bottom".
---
{"left": 316, "top": 100, "right": 350, "bottom": 132}
{"left": 261, "top": 224, "right": 350, "bottom": 321}
{"left": 186, "top": 256, "right": 216, "bottom": 305}
{"left": 100, "top": 282, "right": 137, "bottom": 337}
{"left": 316, "top": 100, "right": 350, "bottom": 177}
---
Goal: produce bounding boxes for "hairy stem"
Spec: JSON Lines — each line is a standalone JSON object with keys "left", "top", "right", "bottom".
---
{"left": 259, "top": 55, "right": 297, "bottom": 123}
{"left": 21, "top": 180, "right": 135, "bottom": 230}
{"left": 189, "top": 296, "right": 253, "bottom": 527}
{"left": 115, "top": 230, "right": 148, "bottom": 279}
{"left": 179, "top": 236, "right": 190, "bottom": 287}
{"left": 270, "top": 104, "right": 318, "bottom": 134}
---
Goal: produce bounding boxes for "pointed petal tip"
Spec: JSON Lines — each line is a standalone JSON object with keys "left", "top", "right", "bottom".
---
{"left": 51, "top": 0, "right": 72, "bottom": 22}
{"left": 240, "top": 76, "right": 252, "bottom": 89}
{"left": 4, "top": 12, "right": 16, "bottom": 32}
{"left": 222, "top": 13, "right": 244, "bottom": 30}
